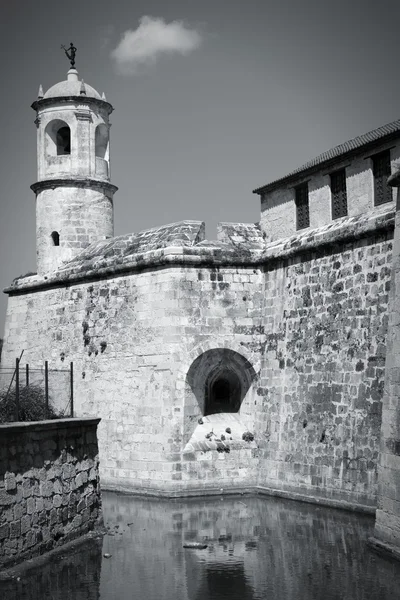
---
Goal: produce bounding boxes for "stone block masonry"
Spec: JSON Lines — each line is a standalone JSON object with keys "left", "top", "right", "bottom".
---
{"left": 370, "top": 174, "right": 400, "bottom": 557}
{"left": 1, "top": 210, "right": 395, "bottom": 507}
{"left": 0, "top": 418, "right": 102, "bottom": 570}
{"left": 257, "top": 222, "right": 394, "bottom": 508}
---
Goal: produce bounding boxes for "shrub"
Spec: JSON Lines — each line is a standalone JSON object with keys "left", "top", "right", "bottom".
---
{"left": 0, "top": 385, "right": 60, "bottom": 423}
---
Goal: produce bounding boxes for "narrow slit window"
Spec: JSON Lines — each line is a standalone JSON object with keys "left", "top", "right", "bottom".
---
{"left": 373, "top": 150, "right": 392, "bottom": 206}
{"left": 330, "top": 169, "right": 347, "bottom": 219}
{"left": 51, "top": 231, "right": 60, "bottom": 246}
{"left": 295, "top": 183, "right": 310, "bottom": 230}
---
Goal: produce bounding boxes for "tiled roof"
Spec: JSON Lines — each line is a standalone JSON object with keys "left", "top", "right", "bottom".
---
{"left": 253, "top": 118, "right": 400, "bottom": 195}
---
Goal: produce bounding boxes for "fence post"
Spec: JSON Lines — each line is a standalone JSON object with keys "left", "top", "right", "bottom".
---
{"left": 15, "top": 357, "right": 20, "bottom": 421}
{"left": 45, "top": 361, "right": 49, "bottom": 419}
{"left": 70, "top": 362, "right": 74, "bottom": 417}
{"left": 26, "top": 363, "right": 29, "bottom": 387}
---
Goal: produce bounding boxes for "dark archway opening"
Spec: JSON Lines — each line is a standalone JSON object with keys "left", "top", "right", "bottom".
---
{"left": 186, "top": 347, "right": 257, "bottom": 417}
{"left": 206, "top": 369, "right": 241, "bottom": 415}
{"left": 51, "top": 231, "right": 60, "bottom": 246}
{"left": 56, "top": 126, "right": 71, "bottom": 155}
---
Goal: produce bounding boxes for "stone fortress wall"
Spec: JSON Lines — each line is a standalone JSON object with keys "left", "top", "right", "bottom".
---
{"left": 3, "top": 71, "right": 400, "bottom": 514}
{"left": 0, "top": 418, "right": 102, "bottom": 569}
{"left": 256, "top": 210, "right": 393, "bottom": 508}
{"left": 2, "top": 207, "right": 395, "bottom": 507}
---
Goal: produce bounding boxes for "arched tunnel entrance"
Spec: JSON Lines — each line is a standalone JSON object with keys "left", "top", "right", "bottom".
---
{"left": 205, "top": 368, "right": 241, "bottom": 415}
{"left": 186, "top": 348, "right": 256, "bottom": 417}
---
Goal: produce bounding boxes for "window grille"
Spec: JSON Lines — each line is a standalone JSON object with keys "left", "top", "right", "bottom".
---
{"left": 373, "top": 150, "right": 392, "bottom": 206}
{"left": 330, "top": 169, "right": 347, "bottom": 219}
{"left": 295, "top": 183, "right": 310, "bottom": 230}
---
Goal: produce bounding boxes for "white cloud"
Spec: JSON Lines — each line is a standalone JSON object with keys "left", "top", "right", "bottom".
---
{"left": 111, "top": 16, "right": 202, "bottom": 74}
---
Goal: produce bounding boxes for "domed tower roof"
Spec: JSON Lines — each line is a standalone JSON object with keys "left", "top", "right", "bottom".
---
{"left": 43, "top": 68, "right": 101, "bottom": 100}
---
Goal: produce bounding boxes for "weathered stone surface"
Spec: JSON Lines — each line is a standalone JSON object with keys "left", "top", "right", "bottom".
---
{"left": 0, "top": 419, "right": 102, "bottom": 569}
{"left": 4, "top": 472, "right": 16, "bottom": 492}
{"left": 3, "top": 206, "right": 393, "bottom": 507}
{"left": 373, "top": 186, "right": 400, "bottom": 553}
{"left": 2, "top": 105, "right": 399, "bottom": 512}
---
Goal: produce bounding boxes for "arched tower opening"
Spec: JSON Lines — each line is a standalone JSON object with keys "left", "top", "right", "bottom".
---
{"left": 95, "top": 124, "right": 108, "bottom": 159}
{"left": 95, "top": 123, "right": 109, "bottom": 179}
{"left": 45, "top": 120, "right": 71, "bottom": 157}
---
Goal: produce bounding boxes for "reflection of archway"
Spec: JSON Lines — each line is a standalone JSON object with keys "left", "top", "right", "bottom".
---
{"left": 186, "top": 348, "right": 256, "bottom": 416}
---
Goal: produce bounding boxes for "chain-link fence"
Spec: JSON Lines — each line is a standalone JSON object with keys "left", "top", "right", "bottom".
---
{"left": 0, "top": 357, "right": 73, "bottom": 423}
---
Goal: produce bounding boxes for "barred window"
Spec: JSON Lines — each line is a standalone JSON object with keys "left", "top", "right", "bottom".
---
{"left": 330, "top": 169, "right": 347, "bottom": 219}
{"left": 295, "top": 183, "right": 310, "bottom": 230}
{"left": 373, "top": 150, "right": 392, "bottom": 206}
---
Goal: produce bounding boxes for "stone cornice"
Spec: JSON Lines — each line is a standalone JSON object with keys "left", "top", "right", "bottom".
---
{"left": 31, "top": 96, "right": 113, "bottom": 115}
{"left": 30, "top": 178, "right": 118, "bottom": 195}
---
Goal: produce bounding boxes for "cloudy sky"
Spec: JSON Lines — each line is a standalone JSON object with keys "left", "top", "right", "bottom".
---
{"left": 0, "top": 0, "right": 399, "bottom": 334}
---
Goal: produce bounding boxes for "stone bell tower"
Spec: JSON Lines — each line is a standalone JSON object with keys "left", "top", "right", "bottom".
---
{"left": 31, "top": 56, "right": 117, "bottom": 274}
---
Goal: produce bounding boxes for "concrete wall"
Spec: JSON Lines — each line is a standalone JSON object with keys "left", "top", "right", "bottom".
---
{"left": 260, "top": 140, "right": 400, "bottom": 242}
{"left": 0, "top": 418, "right": 102, "bottom": 569}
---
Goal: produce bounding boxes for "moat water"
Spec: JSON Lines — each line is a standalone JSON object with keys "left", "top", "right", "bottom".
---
{"left": 1, "top": 491, "right": 400, "bottom": 600}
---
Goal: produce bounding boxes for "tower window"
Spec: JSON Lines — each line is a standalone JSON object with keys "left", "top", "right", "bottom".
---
{"left": 45, "top": 120, "right": 71, "bottom": 158}
{"left": 56, "top": 126, "right": 71, "bottom": 155}
{"left": 330, "top": 169, "right": 347, "bottom": 219}
{"left": 51, "top": 231, "right": 60, "bottom": 246}
{"left": 95, "top": 124, "right": 109, "bottom": 159}
{"left": 295, "top": 183, "right": 310, "bottom": 230}
{"left": 372, "top": 150, "right": 392, "bottom": 206}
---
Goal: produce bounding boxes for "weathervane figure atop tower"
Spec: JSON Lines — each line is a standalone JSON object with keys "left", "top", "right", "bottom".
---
{"left": 61, "top": 43, "right": 77, "bottom": 68}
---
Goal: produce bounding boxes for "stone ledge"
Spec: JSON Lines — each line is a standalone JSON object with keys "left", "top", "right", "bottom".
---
{"left": 30, "top": 178, "right": 118, "bottom": 195}
{"left": 31, "top": 95, "right": 113, "bottom": 115}
{"left": 367, "top": 537, "right": 400, "bottom": 561}
{"left": 99, "top": 481, "right": 376, "bottom": 513}
{"left": 0, "top": 417, "right": 101, "bottom": 434}
{"left": 256, "top": 486, "right": 376, "bottom": 515}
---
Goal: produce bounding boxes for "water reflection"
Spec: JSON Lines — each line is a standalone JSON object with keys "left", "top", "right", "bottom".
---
{"left": 1, "top": 492, "right": 400, "bottom": 600}
{"left": 0, "top": 535, "right": 102, "bottom": 600}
